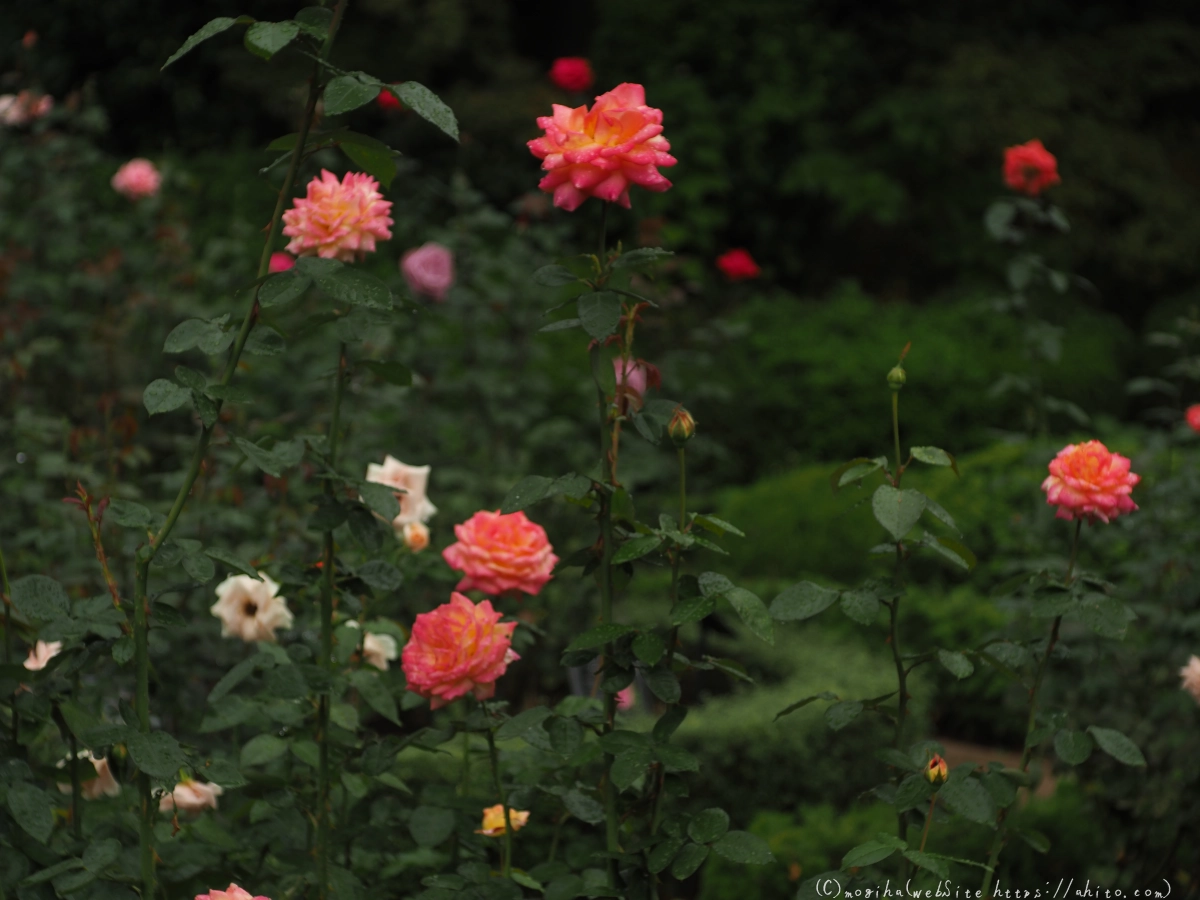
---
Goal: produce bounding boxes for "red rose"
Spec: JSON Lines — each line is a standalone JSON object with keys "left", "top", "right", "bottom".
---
{"left": 376, "top": 84, "right": 403, "bottom": 111}
{"left": 548, "top": 57, "right": 594, "bottom": 92}
{"left": 716, "top": 248, "right": 760, "bottom": 281}
{"left": 1003, "top": 139, "right": 1060, "bottom": 196}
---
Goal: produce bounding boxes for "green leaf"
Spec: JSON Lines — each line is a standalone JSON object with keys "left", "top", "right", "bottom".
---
{"left": 922, "top": 497, "right": 960, "bottom": 534}
{"left": 645, "top": 668, "right": 681, "bottom": 704}
{"left": 671, "top": 844, "right": 710, "bottom": 880}
{"left": 82, "top": 838, "right": 122, "bottom": 872}
{"left": 670, "top": 593, "right": 716, "bottom": 625}
{"left": 533, "top": 265, "right": 580, "bottom": 287}
{"left": 872, "top": 485, "right": 926, "bottom": 541}
{"left": 6, "top": 782, "right": 54, "bottom": 843}
{"left": 652, "top": 705, "right": 687, "bottom": 742}
{"left": 938, "top": 774, "right": 996, "bottom": 825}
{"left": 611, "top": 248, "right": 674, "bottom": 269}
{"left": 392, "top": 82, "right": 459, "bottom": 140}
{"left": 208, "top": 655, "right": 261, "bottom": 703}
{"left": 893, "top": 774, "right": 934, "bottom": 812}
{"left": 910, "top": 446, "right": 958, "bottom": 474}
{"left": 924, "top": 535, "right": 976, "bottom": 571}
{"left": 632, "top": 631, "right": 666, "bottom": 667}
{"left": 540, "top": 318, "right": 581, "bottom": 333}
{"left": 566, "top": 624, "right": 635, "bottom": 651}
{"left": 349, "top": 669, "right": 400, "bottom": 724}
{"left": 409, "top": 805, "right": 456, "bottom": 846}
{"left": 259, "top": 270, "right": 311, "bottom": 308}
{"left": 234, "top": 436, "right": 302, "bottom": 478}
{"left": 612, "top": 535, "right": 663, "bottom": 564}
{"left": 22, "top": 858, "right": 85, "bottom": 885}
{"left": 240, "top": 734, "right": 288, "bottom": 767}
{"left": 204, "top": 548, "right": 262, "bottom": 580}
{"left": 359, "top": 481, "right": 401, "bottom": 520}
{"left": 875, "top": 748, "right": 921, "bottom": 773}
{"left": 937, "top": 649, "right": 974, "bottom": 679}
{"left": 174, "top": 365, "right": 207, "bottom": 391}
{"left": 163, "top": 16, "right": 251, "bottom": 69}
{"left": 182, "top": 551, "right": 216, "bottom": 583}
{"left": 902, "top": 850, "right": 950, "bottom": 880}
{"left": 1014, "top": 827, "right": 1051, "bottom": 854}
{"left": 144, "top": 379, "right": 191, "bottom": 415}
{"left": 359, "top": 360, "right": 412, "bottom": 386}
{"left": 11, "top": 575, "right": 70, "bottom": 621}
{"left": 656, "top": 743, "right": 700, "bottom": 773}
{"left": 324, "top": 74, "right": 380, "bottom": 115}
{"left": 578, "top": 292, "right": 622, "bottom": 340}
{"left": 164, "top": 317, "right": 233, "bottom": 354}
{"left": 825, "top": 701, "right": 863, "bottom": 731}
{"left": 340, "top": 140, "right": 397, "bottom": 188}
{"left": 309, "top": 262, "right": 392, "bottom": 309}
{"left": 770, "top": 582, "right": 839, "bottom": 621}
{"left": 691, "top": 514, "right": 744, "bottom": 538}
{"left": 563, "top": 789, "right": 604, "bottom": 825}
{"left": 842, "top": 840, "right": 898, "bottom": 869}
{"left": 244, "top": 21, "right": 299, "bottom": 60}
{"left": 648, "top": 838, "right": 685, "bottom": 874}
{"left": 1087, "top": 726, "right": 1146, "bottom": 766}
{"left": 496, "top": 707, "right": 553, "bottom": 742}
{"left": 831, "top": 457, "right": 886, "bottom": 490}
{"left": 724, "top": 586, "right": 773, "bottom": 644}
{"left": 1071, "top": 594, "right": 1133, "bottom": 639}
{"left": 611, "top": 747, "right": 654, "bottom": 790}
{"left": 244, "top": 324, "right": 286, "bottom": 356}
{"left": 712, "top": 830, "right": 774, "bottom": 864}
{"left": 773, "top": 691, "right": 837, "bottom": 722}
{"left": 1054, "top": 729, "right": 1094, "bottom": 765}
{"left": 106, "top": 499, "right": 154, "bottom": 528}
{"left": 356, "top": 560, "right": 403, "bottom": 592}
{"left": 688, "top": 808, "right": 730, "bottom": 844}
{"left": 128, "top": 731, "right": 187, "bottom": 779}
{"left": 839, "top": 589, "right": 880, "bottom": 626}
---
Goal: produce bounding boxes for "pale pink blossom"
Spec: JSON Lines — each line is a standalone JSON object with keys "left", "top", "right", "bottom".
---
{"left": 195, "top": 884, "right": 270, "bottom": 900}
{"left": 111, "top": 159, "right": 162, "bottom": 200}
{"left": 1041, "top": 440, "right": 1140, "bottom": 524}
{"left": 365, "top": 455, "right": 437, "bottom": 529}
{"left": 23, "top": 640, "right": 63, "bottom": 671}
{"left": 1181, "top": 655, "right": 1200, "bottom": 705}
{"left": 347, "top": 621, "right": 400, "bottom": 671}
{"left": 401, "top": 593, "right": 519, "bottom": 708}
{"left": 442, "top": 510, "right": 558, "bottom": 597}
{"left": 401, "top": 242, "right": 455, "bottom": 301}
{"left": 57, "top": 751, "right": 121, "bottom": 800}
{"left": 159, "top": 778, "right": 223, "bottom": 814}
{"left": 403, "top": 521, "right": 431, "bottom": 553}
{"left": 268, "top": 252, "right": 295, "bottom": 273}
{"left": 210, "top": 573, "right": 293, "bottom": 643}
{"left": 527, "top": 83, "right": 676, "bottom": 211}
{"left": 282, "top": 169, "right": 393, "bottom": 262}
{"left": 0, "top": 91, "right": 53, "bottom": 127}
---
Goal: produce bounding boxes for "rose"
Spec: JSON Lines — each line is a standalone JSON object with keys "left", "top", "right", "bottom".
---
{"left": 549, "top": 57, "right": 594, "bottom": 92}
{"left": 1180, "top": 655, "right": 1200, "bottom": 705}
{"left": 616, "top": 686, "right": 636, "bottom": 711}
{"left": 159, "top": 778, "right": 223, "bottom": 814}
{"left": 1186, "top": 405, "right": 1200, "bottom": 433}
{"left": 282, "top": 169, "right": 393, "bottom": 262}
{"left": 403, "top": 521, "right": 430, "bottom": 553}
{"left": 442, "top": 510, "right": 558, "bottom": 597}
{"left": 376, "top": 84, "right": 403, "bottom": 111}
{"left": 57, "top": 752, "right": 121, "bottom": 800}
{"left": 400, "top": 242, "right": 455, "bottom": 301}
{"left": 268, "top": 252, "right": 295, "bottom": 273}
{"left": 23, "top": 640, "right": 62, "bottom": 671}
{"left": 364, "top": 455, "right": 437, "bottom": 529}
{"left": 401, "top": 593, "right": 519, "bottom": 708}
{"left": 195, "top": 885, "right": 270, "bottom": 900}
{"left": 209, "top": 573, "right": 294, "bottom": 643}
{"left": 716, "top": 248, "right": 761, "bottom": 280}
{"left": 527, "top": 83, "right": 676, "bottom": 211}
{"left": 346, "top": 621, "right": 400, "bottom": 671}
{"left": 925, "top": 754, "right": 948, "bottom": 786}
{"left": 1041, "top": 440, "right": 1140, "bottom": 524}
{"left": 613, "top": 357, "right": 660, "bottom": 414}
{"left": 476, "top": 804, "right": 531, "bottom": 837}
{"left": 1003, "top": 139, "right": 1060, "bottom": 196}
{"left": 111, "top": 159, "right": 161, "bottom": 200}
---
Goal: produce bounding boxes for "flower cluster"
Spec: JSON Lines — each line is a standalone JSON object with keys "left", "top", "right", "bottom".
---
{"left": 282, "top": 170, "right": 393, "bottom": 262}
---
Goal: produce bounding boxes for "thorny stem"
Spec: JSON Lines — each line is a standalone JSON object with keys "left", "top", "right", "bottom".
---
{"left": 486, "top": 726, "right": 514, "bottom": 878}
{"left": 981, "top": 519, "right": 1082, "bottom": 898}
{"left": 317, "top": 343, "right": 348, "bottom": 900}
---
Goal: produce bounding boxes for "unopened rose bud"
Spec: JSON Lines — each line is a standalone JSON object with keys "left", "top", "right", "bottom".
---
{"left": 887, "top": 366, "right": 906, "bottom": 391}
{"left": 925, "top": 753, "right": 948, "bottom": 786}
{"left": 668, "top": 406, "right": 696, "bottom": 447}
{"left": 403, "top": 521, "right": 430, "bottom": 553}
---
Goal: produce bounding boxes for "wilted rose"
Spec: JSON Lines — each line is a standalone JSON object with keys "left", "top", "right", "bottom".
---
{"left": 442, "top": 510, "right": 558, "bottom": 597}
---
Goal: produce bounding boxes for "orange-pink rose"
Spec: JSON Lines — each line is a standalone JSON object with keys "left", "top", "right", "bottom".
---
{"left": 1041, "top": 440, "right": 1139, "bottom": 524}
{"left": 282, "top": 170, "right": 393, "bottom": 262}
{"left": 527, "top": 83, "right": 676, "bottom": 211}
{"left": 442, "top": 510, "right": 558, "bottom": 597}
{"left": 401, "top": 593, "right": 519, "bottom": 709}
{"left": 195, "top": 885, "right": 270, "bottom": 900}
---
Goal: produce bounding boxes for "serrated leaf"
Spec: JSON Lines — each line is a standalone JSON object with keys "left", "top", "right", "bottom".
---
{"left": 163, "top": 16, "right": 251, "bottom": 69}
{"left": 234, "top": 436, "right": 301, "bottom": 478}
{"left": 611, "top": 247, "right": 673, "bottom": 269}
{"left": 324, "top": 74, "right": 380, "bottom": 116}
{"left": 770, "top": 582, "right": 839, "bottom": 621}
{"left": 340, "top": 140, "right": 397, "bottom": 188}
{"left": 648, "top": 838, "right": 685, "bottom": 874}
{"left": 7, "top": 782, "right": 55, "bottom": 843}
{"left": 903, "top": 850, "right": 950, "bottom": 880}
{"left": 839, "top": 589, "right": 880, "bottom": 626}
{"left": 922, "top": 497, "right": 960, "bottom": 535}
{"left": 359, "top": 482, "right": 401, "bottom": 521}
{"left": 1053, "top": 729, "right": 1093, "bottom": 765}
{"left": 12, "top": 574, "right": 70, "bottom": 621}
{"left": 540, "top": 318, "right": 581, "bottom": 333}
{"left": 1087, "top": 726, "right": 1146, "bottom": 766}
{"left": 910, "top": 446, "right": 957, "bottom": 473}
{"left": 578, "top": 292, "right": 621, "bottom": 340}
{"left": 310, "top": 263, "right": 392, "bottom": 309}
{"left": 349, "top": 669, "right": 400, "bottom": 724}
{"left": 241, "top": 733, "right": 288, "bottom": 767}
{"left": 645, "top": 668, "right": 681, "bottom": 704}
{"left": 831, "top": 457, "right": 886, "bottom": 490}
{"left": 182, "top": 551, "right": 216, "bottom": 583}
{"left": 563, "top": 789, "right": 604, "bottom": 824}
{"left": 106, "top": 499, "right": 154, "bottom": 528}
{"left": 670, "top": 593, "right": 715, "bottom": 625}
{"left": 872, "top": 485, "right": 926, "bottom": 541}
{"left": 144, "top": 379, "right": 191, "bottom": 415}
{"left": 670, "top": 843, "right": 710, "bottom": 879}
{"left": 356, "top": 560, "right": 403, "bottom": 592}
{"left": 496, "top": 707, "right": 553, "bottom": 742}
{"left": 409, "top": 805, "right": 456, "bottom": 846}
{"left": 393, "top": 82, "right": 459, "bottom": 141}
{"left": 611, "top": 746, "right": 653, "bottom": 790}
{"left": 244, "top": 21, "right": 299, "bottom": 60}
{"left": 938, "top": 775, "right": 996, "bottom": 824}
{"left": 692, "top": 514, "right": 744, "bottom": 538}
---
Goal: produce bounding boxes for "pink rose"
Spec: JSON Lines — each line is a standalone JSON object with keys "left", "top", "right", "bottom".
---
{"left": 613, "top": 357, "right": 660, "bottom": 413}
{"left": 527, "top": 83, "right": 676, "bottom": 211}
{"left": 617, "top": 686, "right": 636, "bottom": 711}
{"left": 111, "top": 159, "right": 161, "bottom": 200}
{"left": 442, "top": 510, "right": 558, "bottom": 597}
{"left": 1041, "top": 440, "right": 1140, "bottom": 524}
{"left": 1003, "top": 139, "right": 1060, "bottom": 197}
{"left": 716, "top": 249, "right": 761, "bottom": 281}
{"left": 1186, "top": 405, "right": 1200, "bottom": 433}
{"left": 282, "top": 170, "right": 393, "bottom": 262}
{"left": 549, "top": 58, "right": 594, "bottom": 92}
{"left": 268, "top": 252, "right": 295, "bottom": 273}
{"left": 401, "top": 593, "right": 519, "bottom": 708}
{"left": 195, "top": 885, "right": 270, "bottom": 900}
{"left": 400, "top": 242, "right": 455, "bottom": 301}
{"left": 1181, "top": 655, "right": 1200, "bottom": 705}
{"left": 159, "top": 778, "right": 223, "bottom": 814}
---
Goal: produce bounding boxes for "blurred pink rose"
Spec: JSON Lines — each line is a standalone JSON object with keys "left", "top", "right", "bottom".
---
{"left": 442, "top": 510, "right": 558, "bottom": 597}
{"left": 401, "top": 242, "right": 455, "bottom": 301}
{"left": 24, "top": 640, "right": 62, "bottom": 671}
{"left": 617, "top": 686, "right": 636, "bottom": 711}
{"left": 549, "top": 58, "right": 594, "bottom": 92}
{"left": 1186, "top": 405, "right": 1200, "bottom": 433}
{"left": 527, "top": 83, "right": 676, "bottom": 211}
{"left": 57, "top": 751, "right": 121, "bottom": 800}
{"left": 160, "top": 778, "right": 223, "bottom": 814}
{"left": 195, "top": 885, "right": 269, "bottom": 900}
{"left": 1180, "top": 655, "right": 1200, "bottom": 705}
{"left": 365, "top": 455, "right": 437, "bottom": 529}
{"left": 613, "top": 357, "right": 660, "bottom": 412}
{"left": 111, "top": 159, "right": 161, "bottom": 200}
{"left": 282, "top": 170, "right": 393, "bottom": 262}
{"left": 268, "top": 252, "right": 295, "bottom": 273}
{"left": 1041, "top": 440, "right": 1139, "bottom": 524}
{"left": 401, "top": 593, "right": 519, "bottom": 708}
{"left": 210, "top": 573, "right": 293, "bottom": 643}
